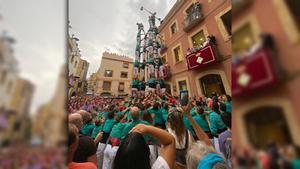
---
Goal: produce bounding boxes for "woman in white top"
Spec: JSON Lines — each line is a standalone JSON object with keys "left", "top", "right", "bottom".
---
{"left": 167, "top": 107, "right": 194, "bottom": 169}
{"left": 113, "top": 124, "right": 175, "bottom": 169}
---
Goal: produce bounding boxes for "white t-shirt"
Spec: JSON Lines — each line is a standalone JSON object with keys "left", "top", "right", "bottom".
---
{"left": 152, "top": 156, "right": 170, "bottom": 169}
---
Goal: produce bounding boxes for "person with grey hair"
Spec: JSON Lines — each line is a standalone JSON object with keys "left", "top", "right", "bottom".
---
{"left": 68, "top": 112, "right": 97, "bottom": 165}
{"left": 78, "top": 110, "right": 95, "bottom": 137}
{"left": 186, "top": 142, "right": 229, "bottom": 169}
{"left": 69, "top": 113, "right": 83, "bottom": 130}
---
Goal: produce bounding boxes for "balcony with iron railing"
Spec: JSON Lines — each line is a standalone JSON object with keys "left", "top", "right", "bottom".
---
{"left": 183, "top": 3, "right": 204, "bottom": 33}
{"left": 232, "top": 34, "right": 286, "bottom": 97}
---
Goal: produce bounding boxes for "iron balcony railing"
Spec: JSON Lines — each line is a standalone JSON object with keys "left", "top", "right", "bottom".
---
{"left": 183, "top": 3, "right": 204, "bottom": 32}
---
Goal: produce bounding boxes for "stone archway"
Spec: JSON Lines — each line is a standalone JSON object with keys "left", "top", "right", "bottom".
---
{"left": 235, "top": 98, "right": 300, "bottom": 147}
{"left": 244, "top": 106, "right": 292, "bottom": 148}
{"left": 199, "top": 74, "right": 226, "bottom": 97}
{"left": 195, "top": 69, "right": 231, "bottom": 96}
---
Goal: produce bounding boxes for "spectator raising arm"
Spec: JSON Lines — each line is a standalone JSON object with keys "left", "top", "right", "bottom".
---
{"left": 182, "top": 103, "right": 212, "bottom": 146}
{"left": 131, "top": 124, "right": 176, "bottom": 169}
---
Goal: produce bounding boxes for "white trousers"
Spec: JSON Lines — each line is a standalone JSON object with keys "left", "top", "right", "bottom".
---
{"left": 103, "top": 145, "right": 119, "bottom": 169}
{"left": 97, "top": 142, "right": 106, "bottom": 169}
{"left": 212, "top": 137, "right": 221, "bottom": 153}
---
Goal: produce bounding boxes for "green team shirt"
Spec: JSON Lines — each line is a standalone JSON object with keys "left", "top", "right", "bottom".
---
{"left": 103, "top": 119, "right": 117, "bottom": 133}
{"left": 110, "top": 122, "right": 127, "bottom": 139}
{"left": 193, "top": 115, "right": 210, "bottom": 132}
{"left": 80, "top": 123, "right": 95, "bottom": 137}
{"left": 131, "top": 80, "right": 139, "bottom": 86}
{"left": 209, "top": 111, "right": 227, "bottom": 136}
{"left": 116, "top": 111, "right": 126, "bottom": 117}
{"left": 148, "top": 108, "right": 164, "bottom": 125}
{"left": 147, "top": 57, "right": 154, "bottom": 64}
{"left": 91, "top": 125, "right": 103, "bottom": 138}
{"left": 139, "top": 81, "right": 146, "bottom": 90}
{"left": 125, "top": 110, "right": 143, "bottom": 121}
{"left": 148, "top": 78, "right": 157, "bottom": 87}
{"left": 225, "top": 101, "right": 232, "bottom": 113}
{"left": 134, "top": 61, "right": 140, "bottom": 67}
{"left": 183, "top": 115, "right": 195, "bottom": 136}
{"left": 121, "top": 119, "right": 150, "bottom": 139}
{"left": 98, "top": 111, "right": 108, "bottom": 120}
{"left": 190, "top": 107, "right": 198, "bottom": 117}
{"left": 160, "top": 108, "right": 169, "bottom": 124}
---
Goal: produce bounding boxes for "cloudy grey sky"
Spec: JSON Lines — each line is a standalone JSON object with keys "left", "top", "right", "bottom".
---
{"left": 0, "top": 0, "right": 65, "bottom": 115}
{"left": 0, "top": 0, "right": 176, "bottom": 115}
{"left": 69, "top": 0, "right": 176, "bottom": 77}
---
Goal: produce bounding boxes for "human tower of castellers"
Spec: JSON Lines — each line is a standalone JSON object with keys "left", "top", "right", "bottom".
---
{"left": 131, "top": 13, "right": 170, "bottom": 97}
{"left": 67, "top": 12, "right": 232, "bottom": 169}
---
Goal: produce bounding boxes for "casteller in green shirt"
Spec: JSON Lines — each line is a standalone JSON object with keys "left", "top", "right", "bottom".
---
{"left": 80, "top": 123, "right": 95, "bottom": 137}
{"left": 102, "top": 119, "right": 117, "bottom": 133}
{"left": 110, "top": 122, "right": 127, "bottom": 139}
{"left": 91, "top": 125, "right": 103, "bottom": 139}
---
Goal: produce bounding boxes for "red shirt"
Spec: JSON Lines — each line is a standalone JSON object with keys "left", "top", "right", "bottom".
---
{"left": 68, "top": 162, "right": 97, "bottom": 169}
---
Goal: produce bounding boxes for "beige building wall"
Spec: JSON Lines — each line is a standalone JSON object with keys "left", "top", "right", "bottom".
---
{"left": 8, "top": 78, "right": 34, "bottom": 116}
{"left": 232, "top": 0, "right": 300, "bottom": 148}
{"left": 32, "top": 66, "right": 66, "bottom": 146}
{"left": 95, "top": 52, "right": 133, "bottom": 96}
{"left": 0, "top": 35, "right": 19, "bottom": 109}
{"left": 68, "top": 35, "right": 89, "bottom": 96}
{"left": 0, "top": 34, "right": 35, "bottom": 145}
{"left": 159, "top": 0, "right": 232, "bottom": 97}
{"left": 87, "top": 73, "right": 97, "bottom": 94}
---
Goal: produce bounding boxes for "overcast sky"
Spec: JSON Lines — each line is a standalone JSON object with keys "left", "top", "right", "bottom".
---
{"left": 69, "top": 0, "right": 176, "bottom": 77}
{"left": 0, "top": 0, "right": 176, "bottom": 115}
{"left": 0, "top": 0, "right": 65, "bottom": 115}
